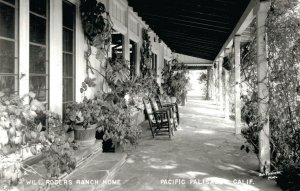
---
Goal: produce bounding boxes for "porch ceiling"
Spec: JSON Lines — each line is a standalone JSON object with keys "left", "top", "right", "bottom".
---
{"left": 128, "top": 0, "right": 250, "bottom": 60}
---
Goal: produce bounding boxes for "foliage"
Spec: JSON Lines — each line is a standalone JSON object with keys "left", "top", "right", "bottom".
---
{"left": 80, "top": 0, "right": 113, "bottom": 85}
{"left": 0, "top": 93, "right": 76, "bottom": 188}
{"left": 123, "top": 75, "right": 160, "bottom": 111}
{"left": 266, "top": 1, "right": 300, "bottom": 189}
{"left": 41, "top": 112, "right": 77, "bottom": 179}
{"left": 64, "top": 97, "right": 101, "bottom": 129}
{"left": 0, "top": 93, "right": 42, "bottom": 186}
{"left": 79, "top": 1, "right": 157, "bottom": 150}
{"left": 105, "top": 56, "right": 130, "bottom": 92}
{"left": 80, "top": 77, "right": 97, "bottom": 94}
{"left": 80, "top": 0, "right": 111, "bottom": 45}
{"left": 239, "top": 1, "right": 300, "bottom": 190}
{"left": 161, "top": 60, "right": 189, "bottom": 101}
{"left": 93, "top": 93, "right": 141, "bottom": 146}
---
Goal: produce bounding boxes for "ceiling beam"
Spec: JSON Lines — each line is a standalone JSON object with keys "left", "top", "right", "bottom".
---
{"left": 156, "top": 30, "right": 224, "bottom": 44}
{"left": 214, "top": 0, "right": 256, "bottom": 61}
{"left": 144, "top": 17, "right": 230, "bottom": 33}
{"left": 167, "top": 43, "right": 217, "bottom": 54}
{"left": 164, "top": 40, "right": 219, "bottom": 51}
{"left": 141, "top": 13, "right": 231, "bottom": 30}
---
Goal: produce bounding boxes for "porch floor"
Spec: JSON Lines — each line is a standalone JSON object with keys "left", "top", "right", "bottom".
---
{"left": 103, "top": 96, "right": 281, "bottom": 191}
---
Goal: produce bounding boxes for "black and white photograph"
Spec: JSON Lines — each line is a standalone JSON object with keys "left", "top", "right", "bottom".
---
{"left": 0, "top": 0, "right": 299, "bottom": 190}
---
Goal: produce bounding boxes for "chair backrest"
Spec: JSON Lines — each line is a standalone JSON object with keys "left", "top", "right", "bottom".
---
{"left": 143, "top": 100, "right": 155, "bottom": 123}
{"left": 150, "top": 97, "right": 159, "bottom": 111}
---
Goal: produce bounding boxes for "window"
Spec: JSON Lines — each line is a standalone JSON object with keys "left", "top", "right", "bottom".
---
{"left": 129, "top": 40, "right": 136, "bottom": 78}
{"left": 29, "top": 0, "right": 48, "bottom": 104}
{"left": 111, "top": 32, "right": 124, "bottom": 59}
{"left": 152, "top": 53, "right": 157, "bottom": 75}
{"left": 63, "top": 1, "right": 75, "bottom": 110}
{"left": 0, "top": 0, "right": 18, "bottom": 94}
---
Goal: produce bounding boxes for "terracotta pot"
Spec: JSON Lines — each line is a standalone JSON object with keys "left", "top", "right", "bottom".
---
{"left": 74, "top": 124, "right": 96, "bottom": 147}
{"left": 170, "top": 97, "right": 177, "bottom": 103}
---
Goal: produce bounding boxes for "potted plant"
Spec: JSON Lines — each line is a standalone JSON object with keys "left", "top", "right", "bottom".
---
{"left": 161, "top": 61, "right": 189, "bottom": 104}
{"left": 94, "top": 93, "right": 141, "bottom": 152}
{"left": 64, "top": 98, "right": 100, "bottom": 147}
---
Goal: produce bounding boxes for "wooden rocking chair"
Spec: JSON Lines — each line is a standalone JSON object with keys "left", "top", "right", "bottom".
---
{"left": 143, "top": 99, "right": 173, "bottom": 139}
{"left": 155, "top": 96, "right": 180, "bottom": 126}
{"left": 150, "top": 97, "right": 177, "bottom": 131}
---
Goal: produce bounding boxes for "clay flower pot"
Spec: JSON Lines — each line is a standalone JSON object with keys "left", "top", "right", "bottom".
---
{"left": 73, "top": 124, "right": 97, "bottom": 147}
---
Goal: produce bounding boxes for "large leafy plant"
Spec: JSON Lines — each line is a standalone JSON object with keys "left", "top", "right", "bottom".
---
{"left": 94, "top": 93, "right": 141, "bottom": 146}
{"left": 64, "top": 97, "right": 101, "bottom": 129}
{"left": 0, "top": 93, "right": 76, "bottom": 188}
{"left": 161, "top": 60, "right": 189, "bottom": 100}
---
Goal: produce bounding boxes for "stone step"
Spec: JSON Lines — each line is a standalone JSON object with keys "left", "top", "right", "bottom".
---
{"left": 49, "top": 152, "right": 127, "bottom": 191}
{"left": 18, "top": 140, "right": 127, "bottom": 191}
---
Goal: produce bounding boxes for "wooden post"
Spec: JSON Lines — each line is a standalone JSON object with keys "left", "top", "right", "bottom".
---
{"left": 256, "top": 0, "right": 271, "bottom": 173}
{"left": 219, "top": 57, "right": 223, "bottom": 112}
{"left": 123, "top": 7, "right": 130, "bottom": 61}
{"left": 234, "top": 35, "right": 241, "bottom": 134}
{"left": 212, "top": 66, "right": 215, "bottom": 101}
{"left": 214, "top": 62, "right": 219, "bottom": 103}
{"left": 224, "top": 48, "right": 230, "bottom": 120}
{"left": 224, "top": 69, "right": 229, "bottom": 120}
{"left": 209, "top": 67, "right": 213, "bottom": 99}
{"left": 206, "top": 68, "right": 211, "bottom": 100}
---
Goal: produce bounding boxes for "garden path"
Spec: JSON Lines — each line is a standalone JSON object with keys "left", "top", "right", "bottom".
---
{"left": 102, "top": 96, "right": 281, "bottom": 191}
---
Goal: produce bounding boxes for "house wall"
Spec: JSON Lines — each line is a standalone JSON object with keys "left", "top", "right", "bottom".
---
{"left": 10, "top": 0, "right": 173, "bottom": 117}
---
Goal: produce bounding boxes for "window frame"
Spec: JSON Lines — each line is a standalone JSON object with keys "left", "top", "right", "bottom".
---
{"left": 62, "top": 0, "right": 76, "bottom": 109}
{"left": 0, "top": 0, "right": 19, "bottom": 94}
{"left": 29, "top": 0, "right": 49, "bottom": 106}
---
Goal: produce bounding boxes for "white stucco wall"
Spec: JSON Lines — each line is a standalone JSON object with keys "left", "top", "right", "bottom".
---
{"left": 15, "top": 0, "right": 173, "bottom": 117}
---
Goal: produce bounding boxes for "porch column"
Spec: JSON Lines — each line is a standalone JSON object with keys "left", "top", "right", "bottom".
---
{"left": 218, "top": 57, "right": 223, "bottom": 112}
{"left": 206, "top": 68, "right": 211, "bottom": 100}
{"left": 211, "top": 67, "right": 214, "bottom": 100}
{"left": 224, "top": 69, "right": 229, "bottom": 120}
{"left": 213, "top": 62, "right": 218, "bottom": 103}
{"left": 256, "top": 0, "right": 271, "bottom": 173}
{"left": 209, "top": 67, "right": 213, "bottom": 99}
{"left": 135, "top": 25, "right": 142, "bottom": 76}
{"left": 224, "top": 48, "right": 230, "bottom": 120}
{"left": 123, "top": 7, "right": 130, "bottom": 61}
{"left": 234, "top": 35, "right": 241, "bottom": 134}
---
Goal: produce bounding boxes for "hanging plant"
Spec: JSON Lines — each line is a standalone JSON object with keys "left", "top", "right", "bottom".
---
{"left": 80, "top": 0, "right": 110, "bottom": 44}
{"left": 79, "top": 0, "right": 114, "bottom": 96}
{"left": 223, "top": 54, "right": 233, "bottom": 70}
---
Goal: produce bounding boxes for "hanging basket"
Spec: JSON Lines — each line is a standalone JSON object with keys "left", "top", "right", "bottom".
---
{"left": 223, "top": 56, "right": 233, "bottom": 70}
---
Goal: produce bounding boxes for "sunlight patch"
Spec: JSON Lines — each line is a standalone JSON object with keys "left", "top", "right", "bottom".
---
{"left": 204, "top": 143, "right": 217, "bottom": 147}
{"left": 150, "top": 165, "right": 177, "bottom": 170}
{"left": 194, "top": 130, "right": 215, "bottom": 135}
{"left": 126, "top": 158, "right": 135, "bottom": 164}
{"left": 173, "top": 171, "right": 208, "bottom": 179}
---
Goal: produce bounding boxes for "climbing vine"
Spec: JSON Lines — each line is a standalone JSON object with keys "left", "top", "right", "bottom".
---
{"left": 140, "top": 29, "right": 153, "bottom": 77}
{"left": 240, "top": 1, "right": 300, "bottom": 190}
